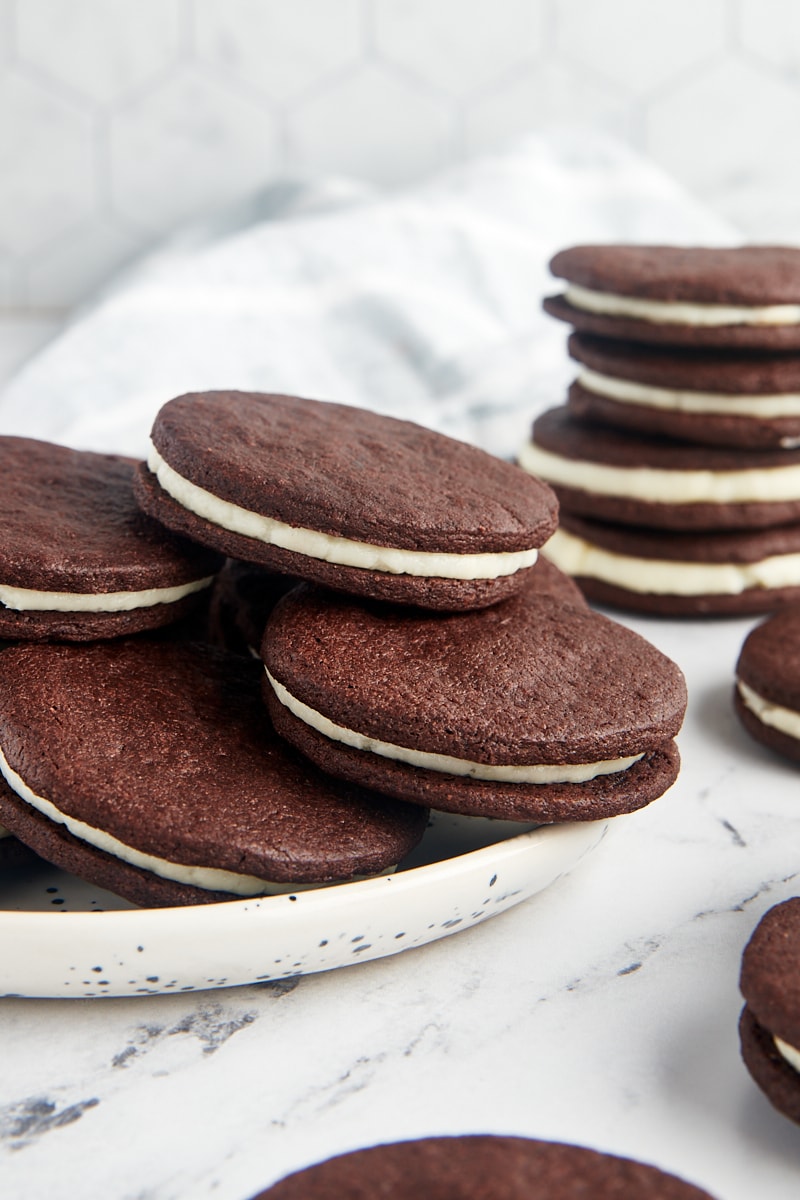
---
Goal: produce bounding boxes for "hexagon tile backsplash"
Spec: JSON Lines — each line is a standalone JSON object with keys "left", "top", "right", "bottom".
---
{"left": 2, "top": 0, "right": 799, "bottom": 312}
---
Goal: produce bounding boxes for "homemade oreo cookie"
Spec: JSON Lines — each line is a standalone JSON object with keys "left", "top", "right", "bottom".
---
{"left": 134, "top": 391, "right": 558, "bottom": 611}
{"left": 740, "top": 898, "right": 800, "bottom": 1125}
{"left": 253, "top": 1134, "right": 716, "bottom": 1199}
{"left": 262, "top": 581, "right": 686, "bottom": 824}
{"left": 0, "top": 640, "right": 427, "bottom": 907}
{"left": 545, "top": 514, "right": 800, "bottom": 617}
{"left": 0, "top": 437, "right": 221, "bottom": 641}
{"left": 520, "top": 408, "right": 800, "bottom": 532}
{"left": 735, "top": 606, "right": 800, "bottom": 759}
{"left": 567, "top": 333, "right": 800, "bottom": 450}
{"left": 544, "top": 245, "right": 800, "bottom": 350}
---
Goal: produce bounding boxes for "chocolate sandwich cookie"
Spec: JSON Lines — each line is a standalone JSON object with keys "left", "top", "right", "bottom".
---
{"left": 0, "top": 640, "right": 427, "bottom": 907}
{"left": 544, "top": 245, "right": 800, "bottom": 350}
{"left": 520, "top": 408, "right": 800, "bottom": 532}
{"left": 253, "top": 1135, "right": 716, "bottom": 1199}
{"left": 134, "top": 391, "right": 558, "bottom": 611}
{"left": 740, "top": 898, "right": 800, "bottom": 1125}
{"left": 262, "top": 581, "right": 686, "bottom": 824}
{"left": 545, "top": 513, "right": 800, "bottom": 617}
{"left": 567, "top": 333, "right": 800, "bottom": 450}
{"left": 0, "top": 437, "right": 222, "bottom": 641}
{"left": 735, "top": 606, "right": 800, "bottom": 759}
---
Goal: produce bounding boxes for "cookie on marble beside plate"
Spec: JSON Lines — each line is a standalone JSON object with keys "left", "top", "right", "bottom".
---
{"left": 544, "top": 245, "right": 800, "bottom": 350}
{"left": 134, "top": 391, "right": 558, "bottom": 612}
{"left": 567, "top": 332, "right": 800, "bottom": 450}
{"left": 740, "top": 898, "right": 800, "bottom": 1125}
{"left": 252, "top": 1134, "right": 716, "bottom": 1199}
{"left": 0, "top": 640, "right": 427, "bottom": 907}
{"left": 735, "top": 606, "right": 800, "bottom": 760}
{"left": 0, "top": 437, "right": 222, "bottom": 641}
{"left": 520, "top": 408, "right": 800, "bottom": 532}
{"left": 262, "top": 578, "right": 686, "bottom": 824}
{"left": 545, "top": 513, "right": 800, "bottom": 617}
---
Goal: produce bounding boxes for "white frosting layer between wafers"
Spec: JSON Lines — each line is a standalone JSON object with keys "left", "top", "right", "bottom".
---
{"left": 578, "top": 367, "right": 800, "bottom": 420}
{"left": 266, "top": 669, "right": 643, "bottom": 783}
{"left": 565, "top": 283, "right": 800, "bottom": 327}
{"left": 774, "top": 1036, "right": 800, "bottom": 1074}
{"left": 148, "top": 443, "right": 539, "bottom": 581}
{"left": 737, "top": 679, "right": 800, "bottom": 741}
{"left": 0, "top": 575, "right": 214, "bottom": 614}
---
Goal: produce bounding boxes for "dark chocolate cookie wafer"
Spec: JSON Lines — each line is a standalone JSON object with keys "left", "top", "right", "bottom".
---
{"left": 134, "top": 391, "right": 558, "bottom": 611}
{"left": 740, "top": 898, "right": 800, "bottom": 1125}
{"left": 262, "top": 580, "right": 686, "bottom": 823}
{"left": 544, "top": 245, "right": 800, "bottom": 350}
{"left": 0, "top": 829, "right": 38, "bottom": 869}
{"left": 0, "top": 437, "right": 221, "bottom": 641}
{"left": 544, "top": 513, "right": 800, "bottom": 617}
{"left": 521, "top": 408, "right": 800, "bottom": 532}
{"left": 252, "top": 1135, "right": 716, "bottom": 1199}
{"left": 735, "top": 606, "right": 800, "bottom": 759}
{"left": 567, "top": 333, "right": 800, "bottom": 450}
{"left": 0, "top": 640, "right": 427, "bottom": 907}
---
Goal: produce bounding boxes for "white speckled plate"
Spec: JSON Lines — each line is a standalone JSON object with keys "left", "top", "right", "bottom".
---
{"left": 0, "top": 816, "right": 607, "bottom": 998}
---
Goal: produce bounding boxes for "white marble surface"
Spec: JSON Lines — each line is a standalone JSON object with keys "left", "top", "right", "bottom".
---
{"left": 1, "top": 137, "right": 799, "bottom": 1199}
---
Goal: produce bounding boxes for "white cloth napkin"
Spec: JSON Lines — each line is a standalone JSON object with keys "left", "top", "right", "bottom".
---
{"left": 0, "top": 131, "right": 736, "bottom": 460}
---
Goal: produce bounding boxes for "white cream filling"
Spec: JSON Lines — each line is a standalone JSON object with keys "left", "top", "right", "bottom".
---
{"left": 578, "top": 367, "right": 800, "bottom": 420}
{"left": 266, "top": 669, "right": 643, "bottom": 784}
{"left": 544, "top": 527, "right": 800, "bottom": 597}
{"left": 565, "top": 283, "right": 800, "bottom": 327}
{"left": 737, "top": 679, "right": 800, "bottom": 741}
{"left": 774, "top": 1036, "right": 800, "bottom": 1073}
{"left": 518, "top": 440, "right": 800, "bottom": 506}
{"left": 0, "top": 746, "right": 348, "bottom": 897}
{"left": 0, "top": 575, "right": 214, "bottom": 614}
{"left": 148, "top": 443, "right": 538, "bottom": 581}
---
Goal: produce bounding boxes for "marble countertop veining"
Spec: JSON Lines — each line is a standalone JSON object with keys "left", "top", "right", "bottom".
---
{"left": 1, "top": 607, "right": 799, "bottom": 1200}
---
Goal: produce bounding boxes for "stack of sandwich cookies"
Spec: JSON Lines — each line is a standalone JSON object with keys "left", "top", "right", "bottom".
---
{"left": 526, "top": 245, "right": 800, "bottom": 615}
{"left": 0, "top": 640, "right": 427, "bottom": 907}
{"left": 740, "top": 898, "right": 800, "bottom": 1126}
{"left": 734, "top": 606, "right": 800, "bottom": 761}
{"left": 262, "top": 580, "right": 686, "bottom": 824}
{"left": 135, "top": 390, "right": 558, "bottom": 612}
{"left": 0, "top": 437, "right": 221, "bottom": 640}
{"left": 252, "top": 1134, "right": 717, "bottom": 1198}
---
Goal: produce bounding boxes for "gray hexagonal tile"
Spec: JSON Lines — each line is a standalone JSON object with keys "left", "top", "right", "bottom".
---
{"left": 465, "top": 63, "right": 632, "bottom": 156}
{"left": 193, "top": 0, "right": 363, "bottom": 102}
{"left": 739, "top": 0, "right": 800, "bottom": 73}
{"left": 374, "top": 0, "right": 544, "bottom": 96}
{"left": 109, "top": 68, "right": 281, "bottom": 233}
{"left": 25, "top": 217, "right": 146, "bottom": 307}
{"left": 0, "top": 71, "right": 96, "bottom": 256}
{"left": 647, "top": 59, "right": 800, "bottom": 234}
{"left": 557, "top": 0, "right": 727, "bottom": 95}
{"left": 16, "top": 0, "right": 183, "bottom": 104}
{"left": 288, "top": 64, "right": 455, "bottom": 186}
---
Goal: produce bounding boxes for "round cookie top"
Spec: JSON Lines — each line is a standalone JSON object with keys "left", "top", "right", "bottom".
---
{"left": 741, "top": 898, "right": 800, "bottom": 1049}
{"left": 568, "top": 333, "right": 800, "bottom": 395}
{"left": 0, "top": 639, "right": 427, "bottom": 901}
{"left": 253, "top": 1135, "right": 716, "bottom": 1199}
{"left": 148, "top": 391, "right": 557, "bottom": 556}
{"left": 550, "top": 245, "right": 800, "bottom": 305}
{"left": 263, "top": 583, "right": 686, "bottom": 766}
{"left": 736, "top": 606, "right": 800, "bottom": 713}
{"left": 0, "top": 436, "right": 220, "bottom": 593}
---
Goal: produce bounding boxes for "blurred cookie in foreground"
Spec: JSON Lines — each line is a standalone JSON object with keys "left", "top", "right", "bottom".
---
{"left": 0, "top": 640, "right": 427, "bottom": 907}
{"left": 735, "top": 606, "right": 800, "bottom": 760}
{"left": 544, "top": 514, "right": 800, "bottom": 617}
{"left": 567, "top": 332, "right": 800, "bottom": 450}
{"left": 252, "top": 1134, "right": 716, "bottom": 1198}
{"left": 544, "top": 245, "right": 800, "bottom": 350}
{"left": 0, "top": 437, "right": 221, "bottom": 642}
{"left": 740, "top": 898, "right": 800, "bottom": 1126}
{"left": 520, "top": 408, "right": 800, "bottom": 532}
{"left": 262, "top": 580, "right": 686, "bottom": 824}
{"left": 134, "top": 391, "right": 557, "bottom": 612}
